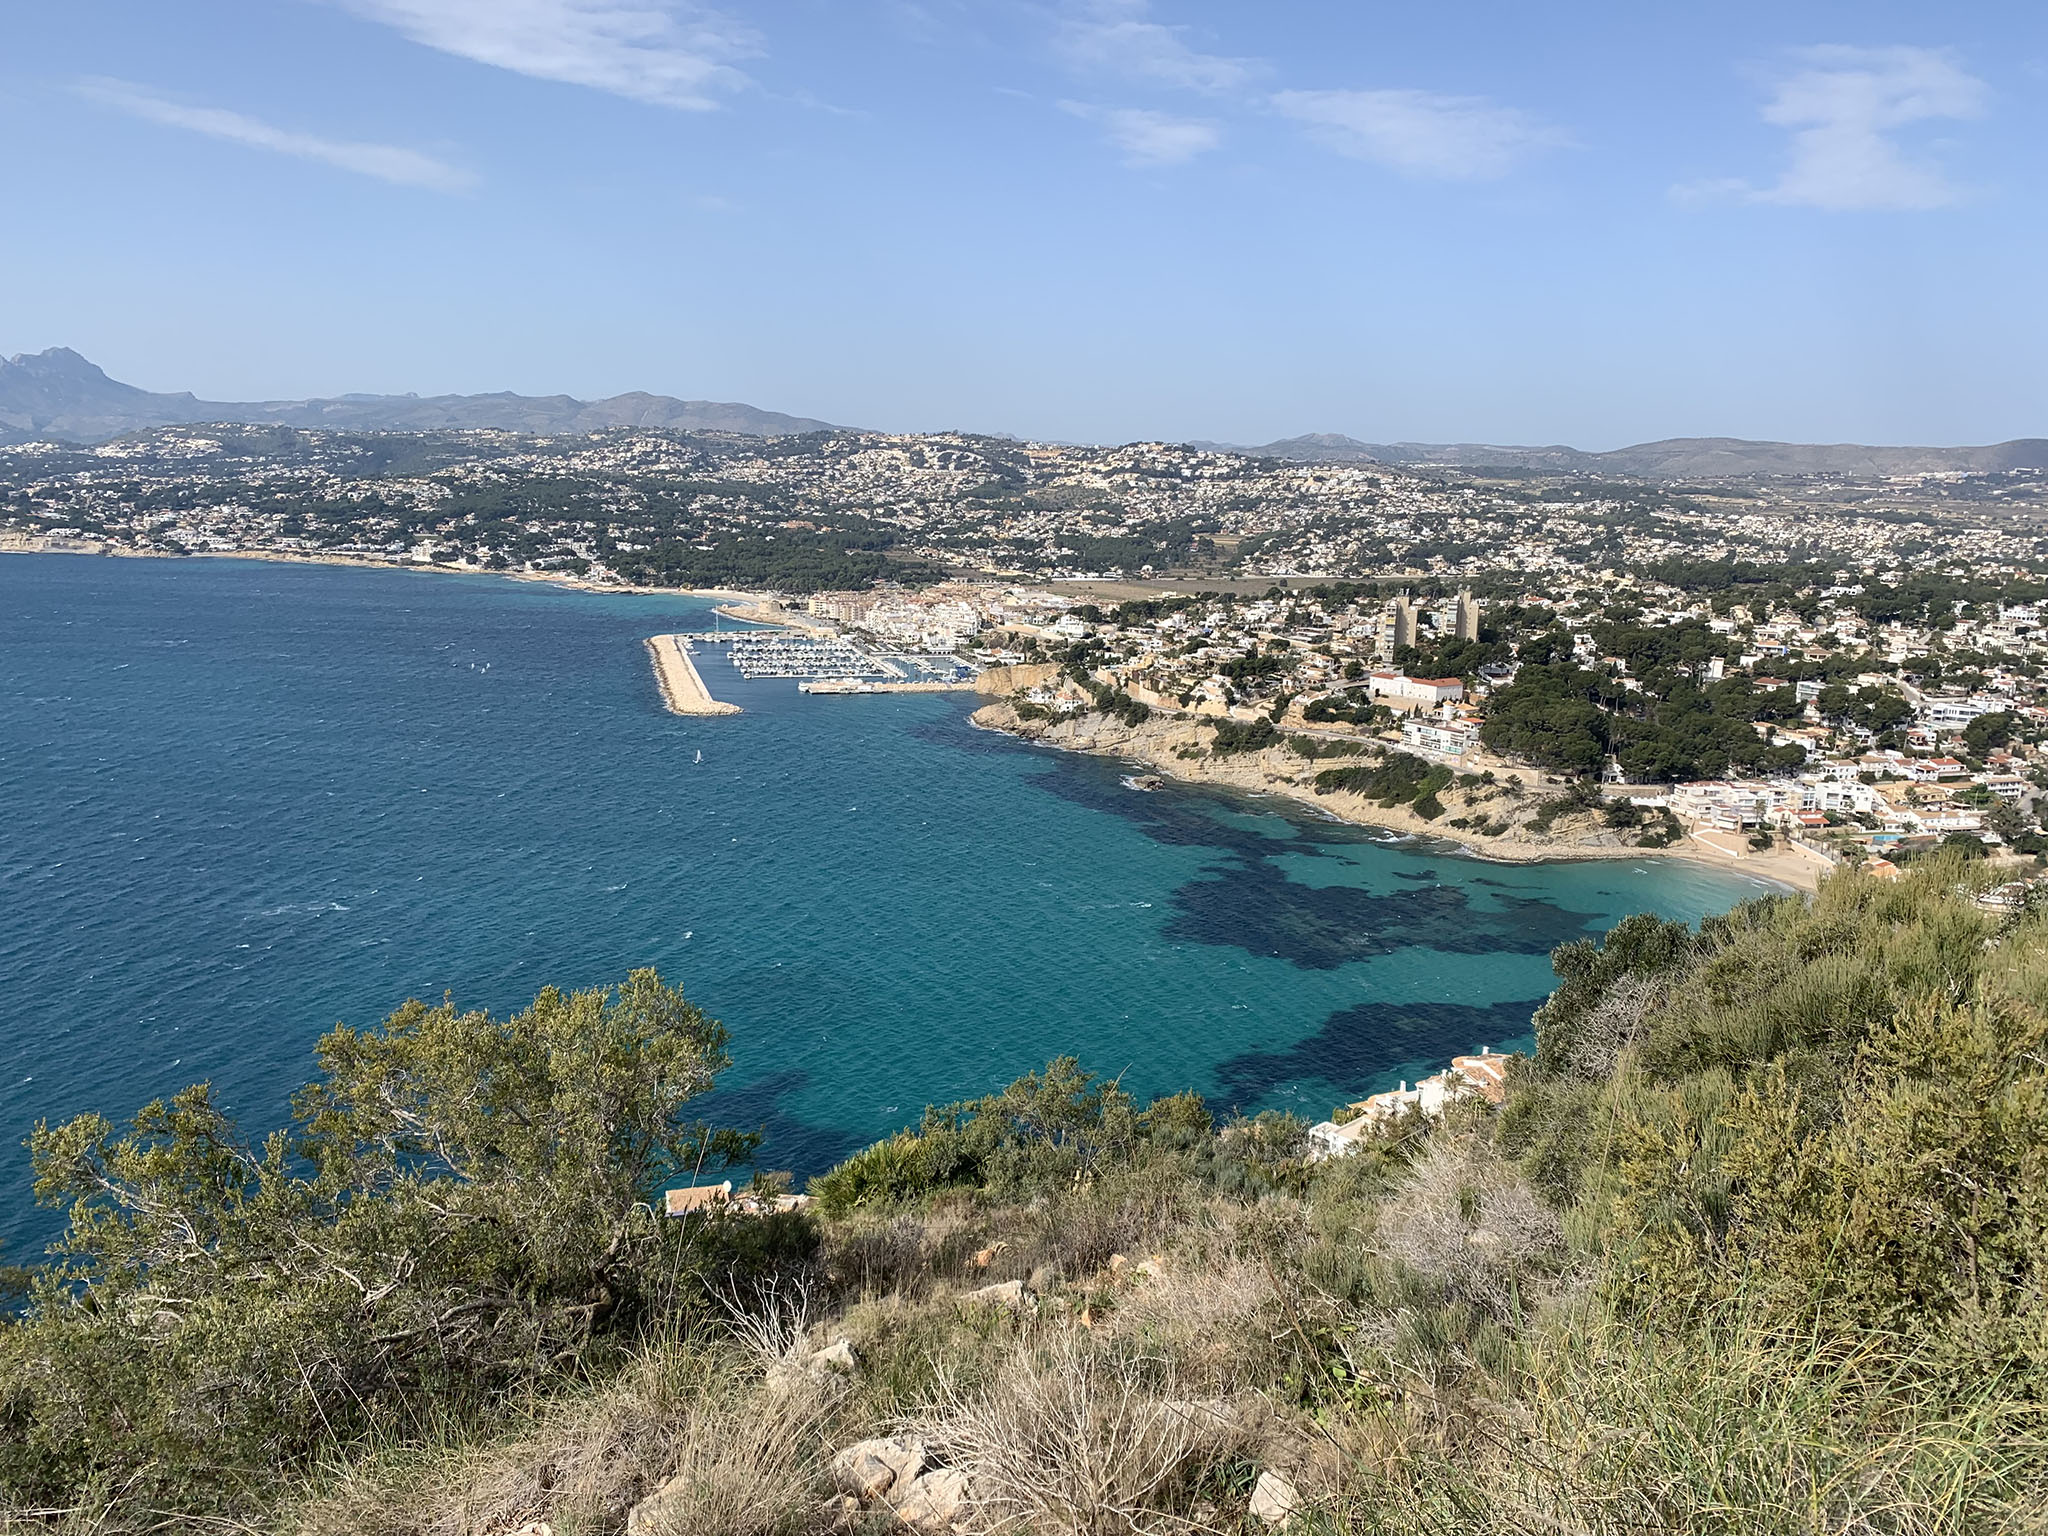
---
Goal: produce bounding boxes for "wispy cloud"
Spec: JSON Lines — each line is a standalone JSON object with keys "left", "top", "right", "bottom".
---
{"left": 1682, "top": 46, "right": 1988, "bottom": 211}
{"left": 1056, "top": 0, "right": 1257, "bottom": 94}
{"left": 1274, "top": 88, "right": 1566, "bottom": 180}
{"left": 78, "top": 77, "right": 473, "bottom": 191}
{"left": 334, "top": 0, "right": 755, "bottom": 110}
{"left": 1061, "top": 101, "right": 1219, "bottom": 166}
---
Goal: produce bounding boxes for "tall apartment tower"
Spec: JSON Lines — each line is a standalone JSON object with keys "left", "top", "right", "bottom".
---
{"left": 1386, "top": 592, "right": 1419, "bottom": 652}
{"left": 1454, "top": 588, "right": 1482, "bottom": 642}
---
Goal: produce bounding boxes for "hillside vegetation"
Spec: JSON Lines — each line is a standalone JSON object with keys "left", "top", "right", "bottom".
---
{"left": 3, "top": 863, "right": 2045, "bottom": 1533}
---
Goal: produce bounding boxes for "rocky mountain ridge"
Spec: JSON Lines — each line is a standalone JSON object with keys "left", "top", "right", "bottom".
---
{"left": 8, "top": 348, "right": 2041, "bottom": 478}
{"left": 0, "top": 347, "right": 840, "bottom": 446}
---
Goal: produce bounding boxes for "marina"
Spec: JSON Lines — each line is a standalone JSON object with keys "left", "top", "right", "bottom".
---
{"left": 726, "top": 633, "right": 894, "bottom": 681}
{"left": 667, "top": 628, "right": 981, "bottom": 694}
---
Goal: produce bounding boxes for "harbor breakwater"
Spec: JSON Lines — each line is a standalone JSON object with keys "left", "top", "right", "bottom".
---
{"left": 646, "top": 634, "right": 742, "bottom": 716}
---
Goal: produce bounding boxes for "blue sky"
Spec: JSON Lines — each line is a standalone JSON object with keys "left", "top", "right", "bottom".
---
{"left": 5, "top": 2, "right": 2044, "bottom": 447}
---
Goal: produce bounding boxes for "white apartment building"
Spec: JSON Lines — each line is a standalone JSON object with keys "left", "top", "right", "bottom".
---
{"left": 1401, "top": 717, "right": 1479, "bottom": 760}
{"left": 1367, "top": 672, "right": 1465, "bottom": 708}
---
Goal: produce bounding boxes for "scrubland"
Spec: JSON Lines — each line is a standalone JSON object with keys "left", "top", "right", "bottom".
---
{"left": 4, "top": 861, "right": 2044, "bottom": 1534}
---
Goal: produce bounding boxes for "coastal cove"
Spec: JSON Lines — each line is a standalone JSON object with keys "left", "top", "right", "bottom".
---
{"left": 0, "top": 554, "right": 1776, "bottom": 1255}
{"left": 969, "top": 700, "right": 1825, "bottom": 893}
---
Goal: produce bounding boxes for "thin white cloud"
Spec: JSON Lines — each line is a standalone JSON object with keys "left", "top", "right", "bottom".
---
{"left": 335, "top": 0, "right": 755, "bottom": 110}
{"left": 1056, "top": 1, "right": 1257, "bottom": 94}
{"left": 1685, "top": 45, "right": 1988, "bottom": 211}
{"left": 1061, "top": 101, "right": 1219, "bottom": 166}
{"left": 1274, "top": 88, "right": 1566, "bottom": 180}
{"left": 78, "top": 77, "right": 473, "bottom": 191}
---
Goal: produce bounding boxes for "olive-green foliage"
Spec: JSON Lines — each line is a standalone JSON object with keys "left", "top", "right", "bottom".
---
{"left": 807, "top": 1060, "right": 1220, "bottom": 1215}
{"left": 1209, "top": 717, "right": 1278, "bottom": 754}
{"left": 1078, "top": 677, "right": 1150, "bottom": 727}
{"left": 1313, "top": 751, "right": 1452, "bottom": 810}
{"left": 1506, "top": 862, "right": 2048, "bottom": 1395}
{"left": 1529, "top": 910, "right": 1699, "bottom": 1078}
{"left": 1523, "top": 777, "right": 1603, "bottom": 832}
{"left": 1287, "top": 734, "right": 1366, "bottom": 760}
{"left": 17, "top": 872, "right": 2048, "bottom": 1533}
{"left": 0, "top": 971, "right": 797, "bottom": 1519}
{"left": 1331, "top": 1303, "right": 2045, "bottom": 1536}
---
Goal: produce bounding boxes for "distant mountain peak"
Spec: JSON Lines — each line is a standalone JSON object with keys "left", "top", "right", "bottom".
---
{"left": 5, "top": 349, "right": 2038, "bottom": 475}
{"left": 7, "top": 346, "right": 121, "bottom": 384}
{"left": 0, "top": 348, "right": 844, "bottom": 446}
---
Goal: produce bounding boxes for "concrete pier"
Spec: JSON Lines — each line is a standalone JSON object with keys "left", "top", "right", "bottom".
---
{"left": 646, "top": 635, "right": 742, "bottom": 716}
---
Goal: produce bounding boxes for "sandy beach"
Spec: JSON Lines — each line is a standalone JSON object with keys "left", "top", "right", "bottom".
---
{"left": 645, "top": 635, "right": 742, "bottom": 716}
{"left": 972, "top": 700, "right": 1821, "bottom": 894}
{"left": 0, "top": 539, "right": 813, "bottom": 610}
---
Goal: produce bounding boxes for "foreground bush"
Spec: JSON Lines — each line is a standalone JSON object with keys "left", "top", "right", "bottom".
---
{"left": 9, "top": 865, "right": 2048, "bottom": 1533}
{"left": 0, "top": 970, "right": 800, "bottom": 1520}
{"left": 1507, "top": 861, "right": 2048, "bottom": 1395}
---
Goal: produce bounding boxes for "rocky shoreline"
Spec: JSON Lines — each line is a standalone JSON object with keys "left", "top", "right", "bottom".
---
{"left": 970, "top": 699, "right": 1820, "bottom": 892}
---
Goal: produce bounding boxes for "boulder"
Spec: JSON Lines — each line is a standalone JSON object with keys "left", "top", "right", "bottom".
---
{"left": 820, "top": 1492, "right": 862, "bottom": 1524}
{"left": 766, "top": 1335, "right": 858, "bottom": 1393}
{"left": 814, "top": 1336, "right": 859, "bottom": 1373}
{"left": 831, "top": 1435, "right": 926, "bottom": 1504}
{"left": 894, "top": 1467, "right": 972, "bottom": 1534}
{"left": 963, "top": 1278, "right": 1031, "bottom": 1310}
{"left": 1249, "top": 1469, "right": 1302, "bottom": 1526}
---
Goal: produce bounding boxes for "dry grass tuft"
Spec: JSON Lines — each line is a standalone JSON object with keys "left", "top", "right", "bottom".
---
{"left": 1372, "top": 1137, "right": 1563, "bottom": 1320}
{"left": 282, "top": 1343, "right": 834, "bottom": 1536}
{"left": 1102, "top": 1252, "right": 1280, "bottom": 1393}
{"left": 623, "top": 1380, "right": 833, "bottom": 1536}
{"left": 905, "top": 1329, "right": 1258, "bottom": 1536}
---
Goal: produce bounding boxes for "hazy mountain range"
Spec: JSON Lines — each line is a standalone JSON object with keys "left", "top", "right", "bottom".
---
{"left": 0, "top": 347, "right": 839, "bottom": 446}
{"left": 5, "top": 347, "right": 2042, "bottom": 479}
{"left": 1207, "top": 431, "right": 2048, "bottom": 478}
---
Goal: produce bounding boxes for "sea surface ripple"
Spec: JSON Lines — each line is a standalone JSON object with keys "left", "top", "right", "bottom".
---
{"left": 0, "top": 555, "right": 1774, "bottom": 1254}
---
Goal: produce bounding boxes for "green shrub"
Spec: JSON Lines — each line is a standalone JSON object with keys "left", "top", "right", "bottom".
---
{"left": 0, "top": 972, "right": 784, "bottom": 1519}
{"left": 1210, "top": 718, "right": 1278, "bottom": 754}
{"left": 1505, "top": 863, "right": 2048, "bottom": 1396}
{"left": 810, "top": 1060, "right": 1220, "bottom": 1216}
{"left": 1313, "top": 751, "right": 1450, "bottom": 809}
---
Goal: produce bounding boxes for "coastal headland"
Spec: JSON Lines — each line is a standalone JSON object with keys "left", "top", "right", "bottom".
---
{"left": 645, "top": 634, "right": 741, "bottom": 716}
{"left": 971, "top": 699, "right": 1823, "bottom": 893}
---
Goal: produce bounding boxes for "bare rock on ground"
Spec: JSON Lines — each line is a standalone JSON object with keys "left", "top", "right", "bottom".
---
{"left": 1249, "top": 1468, "right": 1303, "bottom": 1526}
{"left": 830, "top": 1435, "right": 927, "bottom": 1504}
{"left": 814, "top": 1336, "right": 859, "bottom": 1373}
{"left": 894, "top": 1466, "right": 973, "bottom": 1534}
{"left": 962, "top": 1278, "right": 1033, "bottom": 1310}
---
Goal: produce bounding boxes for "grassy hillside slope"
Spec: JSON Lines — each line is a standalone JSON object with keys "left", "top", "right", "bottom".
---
{"left": 4, "top": 860, "right": 2045, "bottom": 1534}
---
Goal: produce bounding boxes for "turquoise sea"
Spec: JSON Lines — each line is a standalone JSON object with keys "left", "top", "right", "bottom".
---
{"left": 0, "top": 555, "right": 1774, "bottom": 1255}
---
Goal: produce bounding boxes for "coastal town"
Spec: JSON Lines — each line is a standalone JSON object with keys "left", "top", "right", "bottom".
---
{"left": 695, "top": 568, "right": 2046, "bottom": 895}
{"left": 8, "top": 420, "right": 2048, "bottom": 888}
{"left": 4, "top": 421, "right": 2045, "bottom": 590}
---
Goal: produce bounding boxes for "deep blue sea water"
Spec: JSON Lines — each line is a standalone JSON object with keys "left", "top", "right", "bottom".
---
{"left": 0, "top": 555, "right": 1774, "bottom": 1255}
